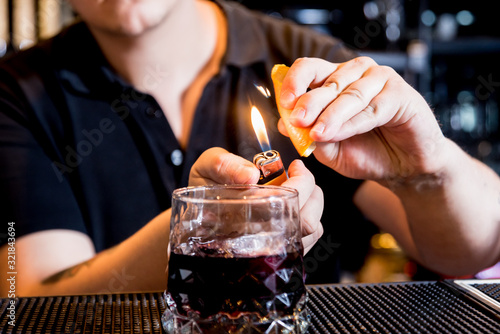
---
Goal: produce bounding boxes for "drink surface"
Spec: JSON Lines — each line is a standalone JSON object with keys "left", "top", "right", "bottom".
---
{"left": 167, "top": 252, "right": 306, "bottom": 319}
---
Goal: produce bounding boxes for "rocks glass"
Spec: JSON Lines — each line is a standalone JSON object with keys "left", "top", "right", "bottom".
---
{"left": 162, "top": 184, "right": 309, "bottom": 333}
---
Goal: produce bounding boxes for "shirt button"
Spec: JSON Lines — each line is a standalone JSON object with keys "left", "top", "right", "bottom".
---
{"left": 146, "top": 107, "right": 162, "bottom": 118}
{"left": 171, "top": 149, "right": 183, "bottom": 166}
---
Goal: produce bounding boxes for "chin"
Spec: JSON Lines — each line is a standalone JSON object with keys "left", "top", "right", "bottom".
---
{"left": 76, "top": 0, "right": 173, "bottom": 37}
{"left": 115, "top": 15, "right": 160, "bottom": 36}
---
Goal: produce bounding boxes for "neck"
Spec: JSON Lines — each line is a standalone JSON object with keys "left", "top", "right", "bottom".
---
{"left": 87, "top": 0, "right": 227, "bottom": 149}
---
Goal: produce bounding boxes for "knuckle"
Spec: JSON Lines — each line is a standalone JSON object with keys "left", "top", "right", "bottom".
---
{"left": 214, "top": 154, "right": 231, "bottom": 174}
{"left": 379, "top": 65, "right": 398, "bottom": 77}
{"left": 302, "top": 216, "right": 318, "bottom": 235}
{"left": 355, "top": 105, "right": 379, "bottom": 128}
{"left": 317, "top": 224, "right": 324, "bottom": 239}
{"left": 294, "top": 57, "right": 310, "bottom": 67}
{"left": 353, "top": 56, "right": 377, "bottom": 67}
{"left": 301, "top": 218, "right": 313, "bottom": 234}
{"left": 306, "top": 168, "right": 316, "bottom": 186}
{"left": 362, "top": 103, "right": 377, "bottom": 116}
{"left": 323, "top": 77, "right": 340, "bottom": 90}
{"left": 313, "top": 185, "right": 324, "bottom": 201}
{"left": 343, "top": 86, "right": 365, "bottom": 101}
{"left": 294, "top": 57, "right": 327, "bottom": 70}
{"left": 312, "top": 186, "right": 324, "bottom": 209}
{"left": 296, "top": 96, "right": 319, "bottom": 118}
{"left": 370, "top": 96, "right": 391, "bottom": 118}
{"left": 366, "top": 64, "right": 386, "bottom": 77}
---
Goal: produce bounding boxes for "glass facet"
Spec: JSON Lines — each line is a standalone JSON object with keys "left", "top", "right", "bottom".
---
{"left": 162, "top": 185, "right": 309, "bottom": 333}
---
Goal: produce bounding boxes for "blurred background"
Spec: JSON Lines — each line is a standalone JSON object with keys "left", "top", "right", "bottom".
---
{"left": 1, "top": 0, "right": 499, "bottom": 282}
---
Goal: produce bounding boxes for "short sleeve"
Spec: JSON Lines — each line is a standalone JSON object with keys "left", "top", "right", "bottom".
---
{"left": 0, "top": 72, "right": 87, "bottom": 245}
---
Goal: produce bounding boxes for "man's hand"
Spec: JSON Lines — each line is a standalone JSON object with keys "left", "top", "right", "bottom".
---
{"left": 277, "top": 56, "right": 446, "bottom": 186}
{"left": 189, "top": 147, "right": 324, "bottom": 254}
{"left": 189, "top": 147, "right": 260, "bottom": 186}
{"left": 276, "top": 57, "right": 500, "bottom": 275}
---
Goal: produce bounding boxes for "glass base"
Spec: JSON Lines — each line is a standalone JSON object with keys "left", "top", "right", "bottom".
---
{"left": 161, "top": 292, "right": 310, "bottom": 334}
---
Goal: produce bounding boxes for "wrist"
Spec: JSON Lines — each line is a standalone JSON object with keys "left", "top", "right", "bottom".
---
{"left": 382, "top": 138, "right": 459, "bottom": 194}
{"left": 383, "top": 171, "right": 446, "bottom": 196}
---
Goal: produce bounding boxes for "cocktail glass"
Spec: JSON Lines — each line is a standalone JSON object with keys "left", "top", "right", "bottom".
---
{"left": 162, "top": 184, "right": 309, "bottom": 333}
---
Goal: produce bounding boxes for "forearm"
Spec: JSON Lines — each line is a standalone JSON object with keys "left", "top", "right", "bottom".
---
{"left": 19, "top": 210, "right": 171, "bottom": 297}
{"left": 393, "top": 139, "right": 500, "bottom": 276}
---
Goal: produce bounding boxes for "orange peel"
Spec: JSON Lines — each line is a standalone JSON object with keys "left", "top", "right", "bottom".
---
{"left": 271, "top": 64, "right": 316, "bottom": 157}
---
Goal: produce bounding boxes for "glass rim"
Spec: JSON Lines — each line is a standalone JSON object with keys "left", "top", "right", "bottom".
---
{"left": 172, "top": 184, "right": 298, "bottom": 204}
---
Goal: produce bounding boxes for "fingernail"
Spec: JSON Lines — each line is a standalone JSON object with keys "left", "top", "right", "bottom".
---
{"left": 290, "top": 108, "right": 305, "bottom": 121}
{"left": 311, "top": 122, "right": 326, "bottom": 135}
{"left": 280, "top": 90, "right": 295, "bottom": 108}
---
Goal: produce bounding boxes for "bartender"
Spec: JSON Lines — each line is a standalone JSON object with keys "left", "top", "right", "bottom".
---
{"left": 0, "top": 0, "right": 499, "bottom": 297}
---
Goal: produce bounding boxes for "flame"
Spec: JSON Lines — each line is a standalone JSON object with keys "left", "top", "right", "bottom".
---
{"left": 251, "top": 106, "right": 271, "bottom": 152}
{"left": 254, "top": 84, "right": 271, "bottom": 98}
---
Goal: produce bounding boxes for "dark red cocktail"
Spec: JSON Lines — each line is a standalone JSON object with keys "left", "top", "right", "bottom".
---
{"left": 162, "top": 185, "right": 310, "bottom": 333}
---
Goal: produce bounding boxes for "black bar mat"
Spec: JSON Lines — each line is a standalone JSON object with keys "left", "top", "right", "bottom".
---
{"left": 1, "top": 281, "right": 500, "bottom": 333}
{"left": 306, "top": 281, "right": 500, "bottom": 334}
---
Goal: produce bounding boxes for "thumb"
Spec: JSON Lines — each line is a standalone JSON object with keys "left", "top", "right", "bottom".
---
{"left": 189, "top": 147, "right": 260, "bottom": 186}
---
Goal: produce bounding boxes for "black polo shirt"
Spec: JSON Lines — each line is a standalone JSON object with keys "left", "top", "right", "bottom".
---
{"left": 0, "top": 0, "right": 371, "bottom": 282}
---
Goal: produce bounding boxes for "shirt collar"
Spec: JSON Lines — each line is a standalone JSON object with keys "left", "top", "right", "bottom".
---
{"left": 57, "top": 0, "right": 268, "bottom": 96}
{"left": 54, "top": 21, "right": 125, "bottom": 98}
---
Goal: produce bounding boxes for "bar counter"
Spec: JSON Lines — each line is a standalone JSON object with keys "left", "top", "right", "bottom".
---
{"left": 1, "top": 279, "right": 500, "bottom": 333}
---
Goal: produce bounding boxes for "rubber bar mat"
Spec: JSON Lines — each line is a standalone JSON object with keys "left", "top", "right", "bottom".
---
{"left": 306, "top": 281, "right": 500, "bottom": 334}
{"left": 469, "top": 280, "right": 500, "bottom": 302}
{"left": 1, "top": 281, "right": 500, "bottom": 333}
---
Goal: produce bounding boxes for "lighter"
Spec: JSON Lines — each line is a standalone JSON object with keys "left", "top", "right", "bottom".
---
{"left": 253, "top": 150, "right": 287, "bottom": 185}
{"left": 251, "top": 106, "right": 288, "bottom": 185}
